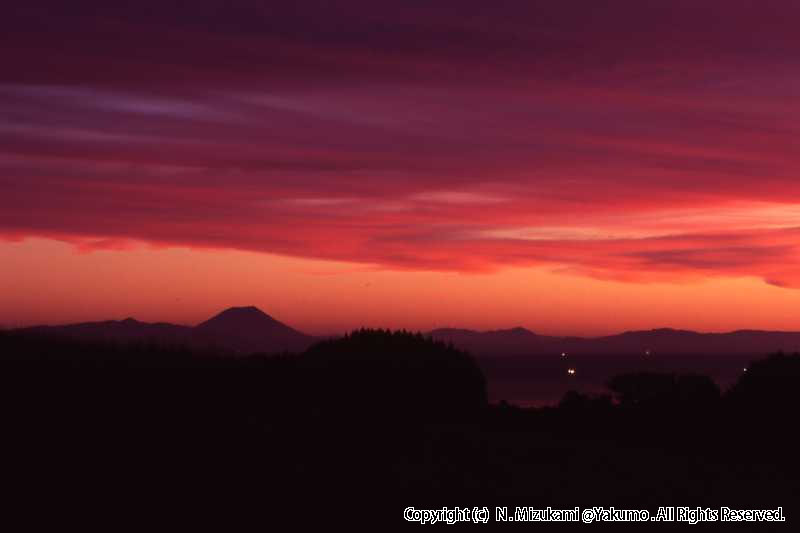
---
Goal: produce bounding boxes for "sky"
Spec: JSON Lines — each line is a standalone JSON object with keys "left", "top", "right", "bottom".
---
{"left": 2, "top": 1, "right": 800, "bottom": 334}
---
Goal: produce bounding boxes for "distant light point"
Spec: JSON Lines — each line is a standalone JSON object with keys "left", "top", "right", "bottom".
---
{"left": 567, "top": 368, "right": 576, "bottom": 375}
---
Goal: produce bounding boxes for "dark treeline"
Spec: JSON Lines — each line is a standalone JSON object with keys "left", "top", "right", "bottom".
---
{"left": 1, "top": 329, "right": 797, "bottom": 527}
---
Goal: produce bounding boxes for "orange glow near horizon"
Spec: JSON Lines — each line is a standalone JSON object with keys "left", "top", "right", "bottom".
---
{"left": 5, "top": 238, "right": 800, "bottom": 336}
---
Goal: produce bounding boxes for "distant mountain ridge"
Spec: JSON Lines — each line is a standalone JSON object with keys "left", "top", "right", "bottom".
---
{"left": 19, "top": 306, "right": 315, "bottom": 355}
{"left": 15, "top": 309, "right": 800, "bottom": 357}
{"left": 428, "top": 326, "right": 800, "bottom": 356}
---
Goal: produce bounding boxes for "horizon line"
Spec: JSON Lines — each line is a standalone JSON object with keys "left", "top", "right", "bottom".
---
{"left": 6, "top": 305, "right": 800, "bottom": 340}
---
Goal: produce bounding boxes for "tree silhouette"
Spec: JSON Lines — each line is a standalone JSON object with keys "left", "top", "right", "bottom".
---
{"left": 607, "top": 372, "right": 720, "bottom": 409}
{"left": 300, "top": 329, "right": 488, "bottom": 422}
{"left": 726, "top": 352, "right": 800, "bottom": 412}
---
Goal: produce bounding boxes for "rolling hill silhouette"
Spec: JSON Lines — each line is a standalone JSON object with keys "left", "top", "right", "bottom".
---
{"left": 428, "top": 327, "right": 565, "bottom": 354}
{"left": 16, "top": 308, "right": 800, "bottom": 357}
{"left": 429, "top": 326, "right": 800, "bottom": 356}
{"left": 22, "top": 318, "right": 192, "bottom": 344}
{"left": 20, "top": 306, "right": 315, "bottom": 355}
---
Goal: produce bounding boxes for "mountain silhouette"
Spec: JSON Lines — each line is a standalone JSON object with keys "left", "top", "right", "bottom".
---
{"left": 428, "top": 326, "right": 800, "bottom": 356}
{"left": 16, "top": 310, "right": 800, "bottom": 358}
{"left": 194, "top": 306, "right": 313, "bottom": 353}
{"left": 429, "top": 326, "right": 553, "bottom": 354}
{"left": 19, "top": 306, "right": 315, "bottom": 355}
{"left": 23, "top": 318, "right": 192, "bottom": 344}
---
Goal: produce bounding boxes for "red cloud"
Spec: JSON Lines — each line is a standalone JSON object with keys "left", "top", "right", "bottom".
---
{"left": 3, "top": 2, "right": 800, "bottom": 287}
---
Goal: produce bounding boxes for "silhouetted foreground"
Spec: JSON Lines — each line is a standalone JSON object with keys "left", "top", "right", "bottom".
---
{"left": 19, "top": 306, "right": 797, "bottom": 406}
{"left": 1, "top": 330, "right": 798, "bottom": 527}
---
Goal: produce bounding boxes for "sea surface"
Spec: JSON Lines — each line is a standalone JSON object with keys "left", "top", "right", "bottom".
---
{"left": 477, "top": 353, "right": 755, "bottom": 407}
